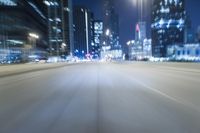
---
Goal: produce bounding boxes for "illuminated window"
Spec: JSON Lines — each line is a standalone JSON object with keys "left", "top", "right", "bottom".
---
{"left": 0, "top": 0, "right": 17, "bottom": 6}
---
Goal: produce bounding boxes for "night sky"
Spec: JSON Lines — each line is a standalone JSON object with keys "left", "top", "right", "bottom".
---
{"left": 73, "top": 0, "right": 200, "bottom": 47}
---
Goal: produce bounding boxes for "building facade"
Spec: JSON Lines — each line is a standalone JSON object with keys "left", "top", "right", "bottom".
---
{"left": 93, "top": 20, "right": 103, "bottom": 58}
{"left": 135, "top": 21, "right": 147, "bottom": 54}
{"left": 44, "top": 0, "right": 74, "bottom": 56}
{"left": 135, "top": 22, "right": 147, "bottom": 43}
{"left": 167, "top": 44, "right": 200, "bottom": 61}
{"left": 0, "top": 0, "right": 48, "bottom": 50}
{"left": 103, "top": 0, "right": 120, "bottom": 50}
{"left": 101, "top": 0, "right": 122, "bottom": 59}
{"left": 127, "top": 39, "right": 152, "bottom": 60}
{"left": 151, "top": 0, "right": 186, "bottom": 57}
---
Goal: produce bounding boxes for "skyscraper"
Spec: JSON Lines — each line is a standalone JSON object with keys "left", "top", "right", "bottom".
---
{"left": 151, "top": 0, "right": 186, "bottom": 57}
{"left": 44, "top": 0, "right": 73, "bottom": 56}
{"left": 93, "top": 20, "right": 103, "bottom": 58}
{"left": 73, "top": 6, "right": 93, "bottom": 58}
{"left": 103, "top": 0, "right": 120, "bottom": 50}
{"left": 135, "top": 22, "right": 147, "bottom": 43}
{"left": 0, "top": 0, "right": 48, "bottom": 49}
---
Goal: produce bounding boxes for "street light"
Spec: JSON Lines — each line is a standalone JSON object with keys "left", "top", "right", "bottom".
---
{"left": 61, "top": 43, "right": 66, "bottom": 54}
{"left": 61, "top": 43, "right": 66, "bottom": 47}
{"left": 127, "top": 41, "right": 131, "bottom": 46}
{"left": 105, "top": 29, "right": 110, "bottom": 36}
{"left": 29, "top": 33, "right": 39, "bottom": 50}
{"left": 29, "top": 33, "right": 39, "bottom": 39}
{"left": 43, "top": 0, "right": 50, "bottom": 6}
{"left": 28, "top": 33, "right": 39, "bottom": 58}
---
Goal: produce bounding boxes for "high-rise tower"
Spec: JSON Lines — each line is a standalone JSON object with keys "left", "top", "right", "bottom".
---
{"left": 44, "top": 0, "right": 73, "bottom": 56}
{"left": 151, "top": 0, "right": 186, "bottom": 57}
{"left": 103, "top": 0, "right": 119, "bottom": 50}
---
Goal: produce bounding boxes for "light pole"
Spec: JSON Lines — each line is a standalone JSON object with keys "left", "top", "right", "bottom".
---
{"left": 29, "top": 33, "right": 39, "bottom": 56}
{"left": 61, "top": 42, "right": 66, "bottom": 55}
{"left": 105, "top": 28, "right": 110, "bottom": 47}
{"left": 29, "top": 33, "right": 39, "bottom": 49}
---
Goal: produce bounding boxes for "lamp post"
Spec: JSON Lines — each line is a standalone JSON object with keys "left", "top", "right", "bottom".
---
{"left": 29, "top": 33, "right": 39, "bottom": 57}
{"left": 29, "top": 33, "right": 39, "bottom": 49}
{"left": 61, "top": 42, "right": 66, "bottom": 55}
{"left": 105, "top": 28, "right": 110, "bottom": 47}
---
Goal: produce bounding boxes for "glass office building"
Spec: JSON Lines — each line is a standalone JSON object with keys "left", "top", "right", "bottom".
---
{"left": 151, "top": 0, "right": 186, "bottom": 57}
{"left": 103, "top": 0, "right": 120, "bottom": 50}
{"left": 0, "top": 0, "right": 48, "bottom": 49}
{"left": 44, "top": 0, "right": 74, "bottom": 56}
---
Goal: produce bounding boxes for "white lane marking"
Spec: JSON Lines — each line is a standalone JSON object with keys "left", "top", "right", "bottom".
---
{"left": 114, "top": 63, "right": 200, "bottom": 113}
{"left": 133, "top": 78, "right": 182, "bottom": 103}
{"left": 130, "top": 77, "right": 200, "bottom": 113}
{"left": 114, "top": 67, "right": 184, "bottom": 104}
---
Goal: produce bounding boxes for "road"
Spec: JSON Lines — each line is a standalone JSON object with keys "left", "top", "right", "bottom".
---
{"left": 0, "top": 62, "right": 200, "bottom": 133}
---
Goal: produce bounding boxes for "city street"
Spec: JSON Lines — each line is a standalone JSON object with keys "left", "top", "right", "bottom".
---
{"left": 0, "top": 62, "right": 200, "bottom": 133}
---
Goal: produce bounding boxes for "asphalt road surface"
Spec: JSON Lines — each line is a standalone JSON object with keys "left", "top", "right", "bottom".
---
{"left": 0, "top": 62, "right": 200, "bottom": 133}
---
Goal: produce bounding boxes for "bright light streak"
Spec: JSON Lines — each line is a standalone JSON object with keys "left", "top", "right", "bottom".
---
{"left": 44, "top": 0, "right": 50, "bottom": 6}
{"left": 7, "top": 40, "right": 23, "bottom": 44}
{"left": 131, "top": 0, "right": 137, "bottom": 6}
{"left": 127, "top": 41, "right": 131, "bottom": 46}
{"left": 105, "top": 29, "right": 110, "bottom": 36}
{"left": 29, "top": 33, "right": 39, "bottom": 39}
{"left": 62, "top": 43, "right": 66, "bottom": 47}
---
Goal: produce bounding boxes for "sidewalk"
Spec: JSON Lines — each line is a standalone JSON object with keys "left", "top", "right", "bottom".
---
{"left": 0, "top": 62, "right": 72, "bottom": 77}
